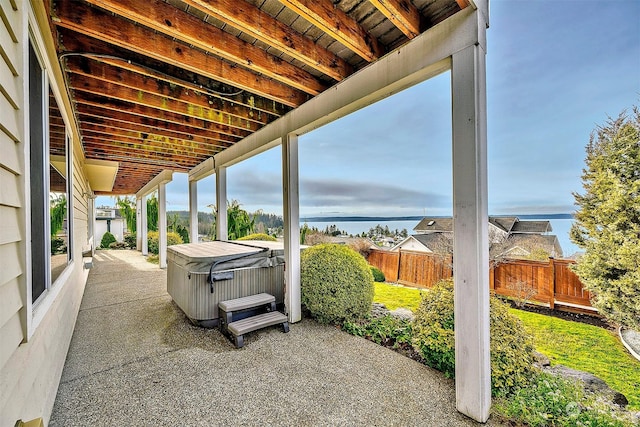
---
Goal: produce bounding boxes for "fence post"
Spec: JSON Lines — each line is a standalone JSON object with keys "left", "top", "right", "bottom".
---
{"left": 396, "top": 249, "right": 402, "bottom": 282}
{"left": 548, "top": 258, "right": 555, "bottom": 310}
{"left": 489, "top": 262, "right": 495, "bottom": 291}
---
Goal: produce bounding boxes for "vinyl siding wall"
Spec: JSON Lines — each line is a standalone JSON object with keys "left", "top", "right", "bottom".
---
{"left": 0, "top": 1, "right": 92, "bottom": 425}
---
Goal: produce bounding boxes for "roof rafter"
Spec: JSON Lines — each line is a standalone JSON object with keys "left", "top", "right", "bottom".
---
{"left": 181, "top": 0, "right": 353, "bottom": 81}
{"left": 53, "top": 0, "right": 310, "bottom": 107}
{"left": 369, "top": 0, "right": 421, "bottom": 39}
{"left": 277, "top": 0, "right": 383, "bottom": 62}
{"left": 83, "top": 0, "right": 326, "bottom": 95}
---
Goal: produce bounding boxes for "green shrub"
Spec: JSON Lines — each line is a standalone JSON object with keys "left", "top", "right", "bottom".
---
{"left": 412, "top": 279, "right": 536, "bottom": 396}
{"left": 493, "top": 371, "right": 636, "bottom": 427}
{"left": 124, "top": 233, "right": 137, "bottom": 249}
{"left": 301, "top": 243, "right": 374, "bottom": 324}
{"left": 147, "top": 231, "right": 183, "bottom": 255}
{"left": 370, "top": 266, "right": 385, "bottom": 282}
{"left": 109, "top": 241, "right": 127, "bottom": 250}
{"left": 237, "top": 233, "right": 277, "bottom": 242}
{"left": 100, "top": 232, "right": 116, "bottom": 249}
{"left": 343, "top": 315, "right": 412, "bottom": 348}
{"left": 51, "top": 236, "right": 66, "bottom": 254}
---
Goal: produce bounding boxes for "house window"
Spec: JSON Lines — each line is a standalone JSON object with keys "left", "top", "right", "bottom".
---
{"left": 29, "top": 40, "right": 72, "bottom": 304}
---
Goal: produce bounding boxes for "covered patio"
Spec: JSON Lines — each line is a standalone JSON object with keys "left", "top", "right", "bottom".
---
{"left": 50, "top": 250, "right": 501, "bottom": 426}
{"left": 39, "top": 0, "right": 490, "bottom": 421}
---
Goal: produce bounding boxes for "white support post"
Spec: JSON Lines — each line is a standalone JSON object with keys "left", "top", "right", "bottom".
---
{"left": 158, "top": 183, "right": 167, "bottom": 268}
{"left": 215, "top": 167, "right": 228, "bottom": 241}
{"left": 136, "top": 197, "right": 142, "bottom": 251}
{"left": 282, "top": 133, "right": 301, "bottom": 323}
{"left": 451, "top": 42, "right": 491, "bottom": 422}
{"left": 141, "top": 194, "right": 148, "bottom": 256}
{"left": 189, "top": 180, "right": 198, "bottom": 244}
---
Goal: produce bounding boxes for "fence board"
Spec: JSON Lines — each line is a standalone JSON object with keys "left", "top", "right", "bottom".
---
{"left": 367, "top": 249, "right": 594, "bottom": 313}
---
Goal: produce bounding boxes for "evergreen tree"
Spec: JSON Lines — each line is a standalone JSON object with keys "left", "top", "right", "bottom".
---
{"left": 571, "top": 107, "right": 640, "bottom": 329}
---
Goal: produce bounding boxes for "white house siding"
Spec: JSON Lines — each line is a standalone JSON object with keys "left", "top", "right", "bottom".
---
{"left": 96, "top": 218, "right": 126, "bottom": 244}
{"left": 393, "top": 238, "right": 432, "bottom": 253}
{"left": 0, "top": 1, "right": 91, "bottom": 425}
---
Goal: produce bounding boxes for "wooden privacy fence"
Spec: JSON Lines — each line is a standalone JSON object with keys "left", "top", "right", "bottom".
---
{"left": 368, "top": 249, "right": 594, "bottom": 311}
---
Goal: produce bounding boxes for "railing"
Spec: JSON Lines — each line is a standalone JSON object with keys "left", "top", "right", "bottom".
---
{"left": 368, "top": 249, "right": 594, "bottom": 312}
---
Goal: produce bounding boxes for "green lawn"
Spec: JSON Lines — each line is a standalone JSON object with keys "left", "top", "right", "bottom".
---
{"left": 373, "top": 282, "right": 640, "bottom": 410}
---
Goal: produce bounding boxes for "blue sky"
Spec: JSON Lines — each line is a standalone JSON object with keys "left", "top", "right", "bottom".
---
{"left": 97, "top": 0, "right": 640, "bottom": 218}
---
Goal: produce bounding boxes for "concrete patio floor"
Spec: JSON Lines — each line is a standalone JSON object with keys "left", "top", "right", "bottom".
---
{"left": 50, "top": 249, "right": 503, "bottom": 426}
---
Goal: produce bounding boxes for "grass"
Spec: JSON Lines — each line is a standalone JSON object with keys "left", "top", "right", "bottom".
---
{"left": 511, "top": 309, "right": 640, "bottom": 410}
{"left": 373, "top": 281, "right": 640, "bottom": 410}
{"left": 373, "top": 282, "right": 424, "bottom": 311}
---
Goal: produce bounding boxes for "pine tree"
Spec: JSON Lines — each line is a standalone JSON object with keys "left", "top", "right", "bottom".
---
{"left": 571, "top": 107, "right": 640, "bottom": 329}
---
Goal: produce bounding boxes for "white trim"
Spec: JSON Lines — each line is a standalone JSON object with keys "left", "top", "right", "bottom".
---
{"left": 141, "top": 194, "right": 148, "bottom": 255}
{"left": 282, "top": 133, "right": 301, "bottom": 323}
{"left": 215, "top": 167, "right": 227, "bottom": 241}
{"left": 158, "top": 182, "right": 167, "bottom": 268}
{"left": 189, "top": 180, "right": 198, "bottom": 243}
{"left": 135, "top": 170, "right": 173, "bottom": 198}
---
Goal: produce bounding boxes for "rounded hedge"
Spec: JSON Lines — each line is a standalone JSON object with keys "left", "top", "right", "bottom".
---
{"left": 412, "top": 279, "right": 536, "bottom": 396}
{"left": 370, "top": 266, "right": 385, "bottom": 282}
{"left": 301, "top": 243, "right": 374, "bottom": 324}
{"left": 237, "top": 233, "right": 277, "bottom": 242}
{"left": 147, "top": 231, "right": 183, "bottom": 255}
{"left": 100, "top": 231, "right": 116, "bottom": 249}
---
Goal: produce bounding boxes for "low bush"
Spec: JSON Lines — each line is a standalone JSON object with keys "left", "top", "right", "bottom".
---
{"left": 370, "top": 266, "right": 385, "bottom": 282}
{"left": 301, "top": 244, "right": 374, "bottom": 324}
{"left": 343, "top": 315, "right": 412, "bottom": 348}
{"left": 100, "top": 232, "right": 116, "bottom": 249}
{"left": 108, "top": 241, "right": 127, "bottom": 250}
{"left": 123, "top": 233, "right": 137, "bottom": 249}
{"left": 147, "top": 231, "right": 184, "bottom": 255}
{"left": 237, "top": 233, "right": 277, "bottom": 241}
{"left": 412, "top": 279, "right": 536, "bottom": 396}
{"left": 51, "top": 236, "right": 66, "bottom": 254}
{"left": 493, "top": 371, "right": 636, "bottom": 427}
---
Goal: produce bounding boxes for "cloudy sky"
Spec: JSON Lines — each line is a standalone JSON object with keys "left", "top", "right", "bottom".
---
{"left": 97, "top": 0, "right": 640, "bottom": 217}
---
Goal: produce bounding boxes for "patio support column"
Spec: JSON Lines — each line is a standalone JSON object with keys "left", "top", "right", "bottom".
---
{"left": 189, "top": 179, "right": 198, "bottom": 243}
{"left": 451, "top": 42, "right": 490, "bottom": 422}
{"left": 136, "top": 197, "right": 142, "bottom": 251}
{"left": 158, "top": 183, "right": 167, "bottom": 268}
{"left": 215, "top": 167, "right": 227, "bottom": 241}
{"left": 282, "top": 133, "right": 301, "bottom": 323}
{"left": 141, "top": 194, "right": 148, "bottom": 256}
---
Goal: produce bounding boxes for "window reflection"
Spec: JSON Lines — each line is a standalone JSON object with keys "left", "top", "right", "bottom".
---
{"left": 49, "top": 88, "right": 68, "bottom": 283}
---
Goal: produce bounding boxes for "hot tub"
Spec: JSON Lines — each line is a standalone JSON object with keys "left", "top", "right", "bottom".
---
{"left": 167, "top": 240, "right": 285, "bottom": 328}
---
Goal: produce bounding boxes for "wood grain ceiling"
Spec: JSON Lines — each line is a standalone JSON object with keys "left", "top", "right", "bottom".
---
{"left": 48, "top": 0, "right": 465, "bottom": 194}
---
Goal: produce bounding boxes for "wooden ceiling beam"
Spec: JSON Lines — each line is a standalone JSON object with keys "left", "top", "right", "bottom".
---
{"left": 277, "top": 0, "right": 382, "bottom": 62}
{"left": 53, "top": 1, "right": 310, "bottom": 107}
{"left": 181, "top": 0, "right": 352, "bottom": 82}
{"left": 82, "top": 0, "right": 326, "bottom": 95}
{"left": 455, "top": 0, "right": 471, "bottom": 10}
{"left": 83, "top": 146, "right": 197, "bottom": 169}
{"left": 369, "top": 0, "right": 421, "bottom": 39}
{"left": 65, "top": 57, "right": 272, "bottom": 126}
{"left": 79, "top": 125, "right": 228, "bottom": 152}
{"left": 57, "top": 30, "right": 290, "bottom": 117}
{"left": 67, "top": 72, "right": 263, "bottom": 133}
{"left": 75, "top": 103, "right": 244, "bottom": 143}
{"left": 77, "top": 111, "right": 237, "bottom": 147}
{"left": 82, "top": 136, "right": 216, "bottom": 161}
{"left": 73, "top": 93, "right": 253, "bottom": 139}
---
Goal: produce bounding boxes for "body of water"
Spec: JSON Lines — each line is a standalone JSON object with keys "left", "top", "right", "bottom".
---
{"left": 300, "top": 217, "right": 580, "bottom": 258}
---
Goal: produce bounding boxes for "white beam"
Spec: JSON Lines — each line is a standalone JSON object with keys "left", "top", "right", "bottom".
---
{"left": 136, "top": 197, "right": 142, "bottom": 251}
{"left": 141, "top": 194, "right": 148, "bottom": 256}
{"left": 135, "top": 170, "right": 173, "bottom": 198}
{"left": 452, "top": 43, "right": 490, "bottom": 422}
{"left": 158, "top": 182, "right": 167, "bottom": 268}
{"left": 282, "top": 133, "right": 301, "bottom": 323}
{"left": 189, "top": 157, "right": 214, "bottom": 182}
{"left": 189, "top": 180, "right": 198, "bottom": 244}
{"left": 209, "top": 7, "right": 477, "bottom": 170}
{"left": 215, "top": 167, "right": 227, "bottom": 241}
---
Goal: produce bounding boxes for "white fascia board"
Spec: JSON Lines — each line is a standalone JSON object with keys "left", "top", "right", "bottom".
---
{"left": 203, "top": 7, "right": 478, "bottom": 170}
{"left": 135, "top": 170, "right": 173, "bottom": 198}
{"left": 188, "top": 157, "right": 214, "bottom": 182}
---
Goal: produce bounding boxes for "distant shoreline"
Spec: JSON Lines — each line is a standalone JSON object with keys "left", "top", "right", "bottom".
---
{"left": 300, "top": 213, "right": 574, "bottom": 222}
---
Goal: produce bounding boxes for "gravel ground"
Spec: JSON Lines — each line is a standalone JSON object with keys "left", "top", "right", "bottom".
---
{"left": 50, "top": 250, "right": 502, "bottom": 427}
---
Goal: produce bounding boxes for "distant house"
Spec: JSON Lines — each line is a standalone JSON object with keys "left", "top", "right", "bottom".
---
{"left": 409, "top": 216, "right": 563, "bottom": 258}
{"left": 95, "top": 207, "right": 127, "bottom": 244}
